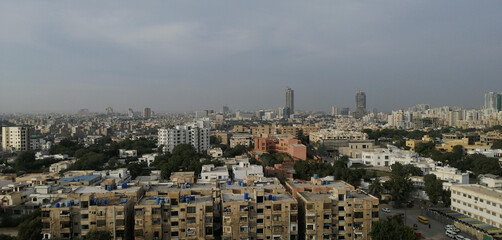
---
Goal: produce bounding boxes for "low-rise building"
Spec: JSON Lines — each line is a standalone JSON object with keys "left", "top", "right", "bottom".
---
{"left": 430, "top": 166, "right": 469, "bottom": 184}
{"left": 119, "top": 149, "right": 137, "bottom": 158}
{"left": 199, "top": 164, "right": 230, "bottom": 184}
{"left": 232, "top": 161, "right": 264, "bottom": 181}
{"left": 451, "top": 184, "right": 502, "bottom": 228}
{"left": 230, "top": 134, "right": 253, "bottom": 148}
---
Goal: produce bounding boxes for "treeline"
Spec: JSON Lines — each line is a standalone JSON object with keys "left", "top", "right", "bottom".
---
{"left": 363, "top": 129, "right": 444, "bottom": 141}
{"left": 293, "top": 157, "right": 372, "bottom": 187}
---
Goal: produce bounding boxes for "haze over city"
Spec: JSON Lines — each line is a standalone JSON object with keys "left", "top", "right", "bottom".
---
{"left": 1, "top": 0, "right": 501, "bottom": 113}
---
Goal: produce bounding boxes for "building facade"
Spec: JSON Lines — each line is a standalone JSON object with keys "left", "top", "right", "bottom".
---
{"left": 158, "top": 120, "right": 210, "bottom": 153}
{"left": 2, "top": 126, "right": 31, "bottom": 152}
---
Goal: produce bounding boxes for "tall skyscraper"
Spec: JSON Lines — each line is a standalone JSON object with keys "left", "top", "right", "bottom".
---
{"left": 355, "top": 91, "right": 367, "bottom": 118}
{"left": 285, "top": 87, "right": 294, "bottom": 117}
{"left": 222, "top": 105, "right": 229, "bottom": 114}
{"left": 331, "top": 106, "right": 339, "bottom": 116}
{"left": 485, "top": 92, "right": 502, "bottom": 111}
{"left": 142, "top": 107, "right": 151, "bottom": 118}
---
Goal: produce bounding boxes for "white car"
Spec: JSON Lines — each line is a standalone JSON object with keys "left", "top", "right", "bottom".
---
{"left": 446, "top": 226, "right": 460, "bottom": 233}
{"left": 455, "top": 235, "right": 465, "bottom": 240}
{"left": 445, "top": 230, "right": 457, "bottom": 238}
{"left": 381, "top": 208, "right": 391, "bottom": 213}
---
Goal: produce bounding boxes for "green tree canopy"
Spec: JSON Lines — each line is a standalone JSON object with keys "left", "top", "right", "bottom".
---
{"left": 386, "top": 163, "right": 414, "bottom": 207}
{"left": 370, "top": 215, "right": 416, "bottom": 240}
{"left": 424, "top": 174, "right": 443, "bottom": 205}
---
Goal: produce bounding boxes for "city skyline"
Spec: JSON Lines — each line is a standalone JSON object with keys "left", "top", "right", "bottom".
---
{"left": 1, "top": 1, "right": 502, "bottom": 113}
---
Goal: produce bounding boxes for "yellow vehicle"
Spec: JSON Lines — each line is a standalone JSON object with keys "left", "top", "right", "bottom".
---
{"left": 417, "top": 216, "right": 429, "bottom": 224}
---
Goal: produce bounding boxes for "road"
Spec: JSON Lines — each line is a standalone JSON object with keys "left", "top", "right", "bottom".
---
{"left": 379, "top": 205, "right": 476, "bottom": 240}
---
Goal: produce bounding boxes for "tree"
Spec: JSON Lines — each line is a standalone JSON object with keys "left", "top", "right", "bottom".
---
{"left": 491, "top": 141, "right": 502, "bottom": 150}
{"left": 370, "top": 215, "right": 416, "bottom": 240}
{"left": 386, "top": 163, "right": 414, "bottom": 208}
{"left": 14, "top": 151, "right": 36, "bottom": 171}
{"left": 17, "top": 211, "right": 42, "bottom": 240}
{"left": 83, "top": 230, "right": 112, "bottom": 240}
{"left": 424, "top": 174, "right": 443, "bottom": 205}
{"left": 0, "top": 234, "right": 15, "bottom": 240}
{"left": 210, "top": 135, "right": 221, "bottom": 145}
{"left": 369, "top": 178, "right": 383, "bottom": 198}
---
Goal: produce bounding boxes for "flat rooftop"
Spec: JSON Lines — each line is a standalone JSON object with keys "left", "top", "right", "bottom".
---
{"left": 222, "top": 193, "right": 294, "bottom": 203}
{"left": 73, "top": 186, "right": 141, "bottom": 194}
{"left": 59, "top": 175, "right": 100, "bottom": 183}
{"left": 287, "top": 180, "right": 354, "bottom": 191}
{"left": 453, "top": 184, "right": 502, "bottom": 200}
{"left": 138, "top": 195, "right": 212, "bottom": 205}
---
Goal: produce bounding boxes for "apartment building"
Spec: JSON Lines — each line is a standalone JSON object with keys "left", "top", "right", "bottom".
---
{"left": 230, "top": 134, "right": 253, "bottom": 148}
{"left": 220, "top": 177, "right": 299, "bottom": 240}
{"left": 134, "top": 184, "right": 216, "bottom": 240}
{"left": 251, "top": 125, "right": 275, "bottom": 137}
{"left": 451, "top": 184, "right": 502, "bottom": 228}
{"left": 286, "top": 177, "right": 379, "bottom": 240}
{"left": 41, "top": 185, "right": 144, "bottom": 240}
{"left": 158, "top": 119, "right": 210, "bottom": 153}
{"left": 1, "top": 126, "right": 31, "bottom": 152}
{"left": 309, "top": 130, "right": 368, "bottom": 144}
{"left": 254, "top": 136, "right": 307, "bottom": 160}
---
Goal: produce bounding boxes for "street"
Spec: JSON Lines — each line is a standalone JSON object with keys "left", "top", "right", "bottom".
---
{"left": 379, "top": 205, "right": 476, "bottom": 240}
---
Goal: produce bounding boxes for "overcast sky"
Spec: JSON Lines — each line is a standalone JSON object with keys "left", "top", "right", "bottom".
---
{"left": 1, "top": 1, "right": 501, "bottom": 114}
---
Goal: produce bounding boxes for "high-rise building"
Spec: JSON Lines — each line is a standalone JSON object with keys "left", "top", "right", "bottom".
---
{"left": 127, "top": 108, "right": 134, "bottom": 118}
{"left": 222, "top": 106, "right": 229, "bottom": 114}
{"left": 2, "top": 126, "right": 31, "bottom": 152}
{"left": 285, "top": 87, "right": 294, "bottom": 117}
{"left": 158, "top": 119, "right": 210, "bottom": 153}
{"left": 105, "top": 107, "right": 113, "bottom": 115}
{"left": 485, "top": 92, "right": 502, "bottom": 111}
{"left": 331, "top": 106, "right": 339, "bottom": 116}
{"left": 142, "top": 108, "right": 151, "bottom": 118}
{"left": 355, "top": 91, "right": 367, "bottom": 118}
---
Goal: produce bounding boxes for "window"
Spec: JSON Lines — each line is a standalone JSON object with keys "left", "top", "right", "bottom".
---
{"left": 187, "top": 207, "right": 196, "bottom": 213}
{"left": 97, "top": 220, "right": 106, "bottom": 227}
{"left": 171, "top": 211, "right": 178, "bottom": 217}
{"left": 338, "top": 194, "right": 344, "bottom": 201}
{"left": 354, "top": 212, "right": 363, "bottom": 218}
{"left": 307, "top": 224, "right": 314, "bottom": 230}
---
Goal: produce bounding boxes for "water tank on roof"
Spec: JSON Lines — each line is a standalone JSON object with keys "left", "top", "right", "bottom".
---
{"left": 227, "top": 180, "right": 232, "bottom": 185}
{"left": 268, "top": 195, "right": 273, "bottom": 200}
{"left": 121, "top": 200, "right": 127, "bottom": 204}
{"left": 272, "top": 196, "right": 277, "bottom": 201}
{"left": 314, "top": 174, "right": 318, "bottom": 179}
{"left": 107, "top": 186, "right": 112, "bottom": 191}
{"left": 55, "top": 203, "right": 60, "bottom": 208}
{"left": 122, "top": 183, "right": 128, "bottom": 189}
{"left": 156, "top": 198, "right": 160, "bottom": 204}
{"left": 244, "top": 193, "right": 249, "bottom": 200}
{"left": 239, "top": 182, "right": 243, "bottom": 187}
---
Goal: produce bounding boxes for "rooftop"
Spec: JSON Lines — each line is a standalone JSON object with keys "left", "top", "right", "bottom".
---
{"left": 59, "top": 175, "right": 100, "bottom": 183}
{"left": 452, "top": 184, "right": 502, "bottom": 200}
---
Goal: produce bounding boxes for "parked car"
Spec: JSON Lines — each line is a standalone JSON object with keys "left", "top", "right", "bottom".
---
{"left": 455, "top": 235, "right": 465, "bottom": 240}
{"left": 445, "top": 230, "right": 457, "bottom": 238}
{"left": 413, "top": 224, "right": 418, "bottom": 230}
{"left": 446, "top": 225, "right": 460, "bottom": 233}
{"left": 382, "top": 208, "right": 391, "bottom": 213}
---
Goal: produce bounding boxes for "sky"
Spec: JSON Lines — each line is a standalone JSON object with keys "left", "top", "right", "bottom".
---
{"left": 1, "top": 1, "right": 501, "bottom": 114}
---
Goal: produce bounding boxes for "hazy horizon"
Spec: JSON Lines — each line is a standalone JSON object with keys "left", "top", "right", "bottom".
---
{"left": 1, "top": 1, "right": 501, "bottom": 114}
